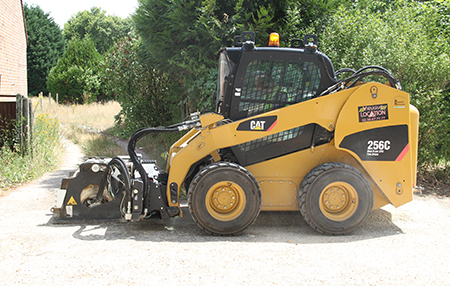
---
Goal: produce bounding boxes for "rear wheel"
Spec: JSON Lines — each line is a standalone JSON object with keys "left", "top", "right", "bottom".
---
{"left": 188, "top": 162, "right": 261, "bottom": 235}
{"left": 299, "top": 163, "right": 373, "bottom": 235}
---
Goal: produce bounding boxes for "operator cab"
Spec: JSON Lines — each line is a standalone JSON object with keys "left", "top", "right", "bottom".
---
{"left": 217, "top": 32, "right": 337, "bottom": 121}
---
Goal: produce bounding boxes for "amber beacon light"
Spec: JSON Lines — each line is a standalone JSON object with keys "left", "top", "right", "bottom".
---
{"left": 268, "top": 32, "right": 280, "bottom": 47}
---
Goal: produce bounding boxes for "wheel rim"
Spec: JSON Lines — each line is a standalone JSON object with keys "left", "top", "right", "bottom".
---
{"left": 205, "top": 181, "right": 246, "bottom": 221}
{"left": 319, "top": 182, "right": 359, "bottom": 221}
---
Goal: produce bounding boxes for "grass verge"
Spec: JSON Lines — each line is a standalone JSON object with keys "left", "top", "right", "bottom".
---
{"left": 0, "top": 114, "right": 63, "bottom": 190}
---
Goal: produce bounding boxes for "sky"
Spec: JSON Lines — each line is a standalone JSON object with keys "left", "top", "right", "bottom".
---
{"left": 24, "top": 0, "right": 139, "bottom": 28}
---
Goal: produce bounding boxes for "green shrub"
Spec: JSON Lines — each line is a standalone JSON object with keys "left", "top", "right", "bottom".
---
{"left": 320, "top": 1, "right": 450, "bottom": 170}
{"left": 0, "top": 114, "right": 62, "bottom": 189}
{"left": 0, "top": 115, "right": 19, "bottom": 151}
{"left": 47, "top": 38, "right": 105, "bottom": 104}
{"left": 104, "top": 37, "right": 181, "bottom": 137}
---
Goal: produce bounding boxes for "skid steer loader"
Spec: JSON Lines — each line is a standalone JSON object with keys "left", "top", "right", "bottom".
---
{"left": 52, "top": 32, "right": 419, "bottom": 235}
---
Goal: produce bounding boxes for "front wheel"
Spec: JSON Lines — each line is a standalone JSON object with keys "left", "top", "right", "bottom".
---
{"left": 298, "top": 163, "right": 373, "bottom": 235}
{"left": 188, "top": 162, "right": 261, "bottom": 235}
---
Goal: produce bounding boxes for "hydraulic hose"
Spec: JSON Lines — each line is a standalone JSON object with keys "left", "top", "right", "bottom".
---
{"left": 335, "top": 68, "right": 356, "bottom": 78}
{"left": 354, "top": 65, "right": 393, "bottom": 75}
{"left": 95, "top": 156, "right": 132, "bottom": 202}
{"left": 127, "top": 126, "right": 180, "bottom": 212}
{"left": 344, "top": 70, "right": 399, "bottom": 89}
{"left": 319, "top": 66, "right": 401, "bottom": 96}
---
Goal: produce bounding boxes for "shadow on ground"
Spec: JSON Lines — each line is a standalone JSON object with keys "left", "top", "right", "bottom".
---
{"left": 43, "top": 206, "right": 403, "bottom": 245}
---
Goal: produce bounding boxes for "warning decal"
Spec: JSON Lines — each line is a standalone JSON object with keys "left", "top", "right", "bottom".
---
{"left": 67, "top": 196, "right": 77, "bottom": 205}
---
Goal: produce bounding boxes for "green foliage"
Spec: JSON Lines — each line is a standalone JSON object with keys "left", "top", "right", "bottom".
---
{"left": 321, "top": 1, "right": 450, "bottom": 92}
{"left": 280, "top": 0, "right": 348, "bottom": 39}
{"left": 0, "top": 115, "right": 19, "bottom": 151}
{"left": 131, "top": 0, "right": 349, "bottom": 120}
{"left": 64, "top": 7, "right": 133, "bottom": 55}
{"left": 133, "top": 0, "right": 291, "bottom": 116}
{"left": 47, "top": 38, "right": 105, "bottom": 103}
{"left": 104, "top": 37, "right": 181, "bottom": 137}
{"left": 413, "top": 89, "right": 450, "bottom": 167}
{"left": 81, "top": 135, "right": 124, "bottom": 158}
{"left": 0, "top": 114, "right": 62, "bottom": 190}
{"left": 319, "top": 0, "right": 450, "bottom": 169}
{"left": 24, "top": 4, "right": 66, "bottom": 96}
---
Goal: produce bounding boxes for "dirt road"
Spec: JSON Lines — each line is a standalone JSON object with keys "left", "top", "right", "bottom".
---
{"left": 1, "top": 141, "right": 450, "bottom": 285}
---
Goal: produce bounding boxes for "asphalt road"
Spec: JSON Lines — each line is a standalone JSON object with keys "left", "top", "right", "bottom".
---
{"left": 1, "top": 141, "right": 449, "bottom": 285}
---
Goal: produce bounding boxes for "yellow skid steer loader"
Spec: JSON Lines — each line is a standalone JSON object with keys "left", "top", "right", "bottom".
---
{"left": 52, "top": 32, "right": 419, "bottom": 235}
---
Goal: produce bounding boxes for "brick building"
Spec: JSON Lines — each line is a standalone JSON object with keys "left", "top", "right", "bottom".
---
{"left": 0, "top": 0, "right": 27, "bottom": 97}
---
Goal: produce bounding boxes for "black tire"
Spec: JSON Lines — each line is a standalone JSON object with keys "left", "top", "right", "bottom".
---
{"left": 298, "top": 163, "right": 373, "bottom": 235}
{"left": 188, "top": 162, "right": 261, "bottom": 235}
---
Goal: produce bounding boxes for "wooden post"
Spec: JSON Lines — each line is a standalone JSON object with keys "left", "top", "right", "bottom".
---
{"left": 49, "top": 92, "right": 51, "bottom": 104}
{"left": 22, "top": 96, "right": 30, "bottom": 154}
{"left": 28, "top": 99, "right": 34, "bottom": 156}
{"left": 15, "top": 94, "right": 23, "bottom": 152}
{"left": 40, "top": 92, "right": 43, "bottom": 109}
{"left": 56, "top": 93, "right": 58, "bottom": 104}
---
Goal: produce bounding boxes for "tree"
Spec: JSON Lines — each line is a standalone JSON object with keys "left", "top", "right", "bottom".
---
{"left": 24, "top": 4, "right": 65, "bottom": 96}
{"left": 133, "top": 0, "right": 293, "bottom": 115}
{"left": 64, "top": 7, "right": 133, "bottom": 54}
{"left": 47, "top": 38, "right": 105, "bottom": 104}
{"left": 104, "top": 37, "right": 180, "bottom": 136}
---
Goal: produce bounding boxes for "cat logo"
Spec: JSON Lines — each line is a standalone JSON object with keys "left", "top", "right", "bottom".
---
{"left": 237, "top": 115, "right": 277, "bottom": 132}
{"left": 250, "top": 120, "right": 265, "bottom": 130}
{"left": 67, "top": 196, "right": 77, "bottom": 205}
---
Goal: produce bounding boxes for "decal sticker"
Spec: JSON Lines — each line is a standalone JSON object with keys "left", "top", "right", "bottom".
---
{"left": 237, "top": 116, "right": 277, "bottom": 132}
{"left": 66, "top": 205, "right": 73, "bottom": 217}
{"left": 358, "top": 104, "right": 388, "bottom": 122}
{"left": 367, "top": 140, "right": 391, "bottom": 157}
{"left": 339, "top": 125, "right": 408, "bottom": 161}
{"left": 235, "top": 87, "right": 241, "bottom": 97}
{"left": 67, "top": 196, "right": 77, "bottom": 205}
{"left": 395, "top": 143, "right": 410, "bottom": 162}
{"left": 393, "top": 96, "right": 406, "bottom": 109}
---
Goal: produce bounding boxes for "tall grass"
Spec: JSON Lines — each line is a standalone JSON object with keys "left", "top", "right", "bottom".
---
{"left": 33, "top": 96, "right": 124, "bottom": 157}
{"left": 0, "top": 114, "right": 63, "bottom": 189}
{"left": 34, "top": 97, "right": 121, "bottom": 131}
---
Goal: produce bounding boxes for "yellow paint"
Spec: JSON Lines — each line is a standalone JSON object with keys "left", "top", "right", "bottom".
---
{"left": 164, "top": 82, "right": 418, "bottom": 213}
{"left": 205, "top": 181, "right": 246, "bottom": 221}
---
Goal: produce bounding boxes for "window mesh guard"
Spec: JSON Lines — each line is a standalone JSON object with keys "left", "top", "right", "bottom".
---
{"left": 238, "top": 60, "right": 321, "bottom": 117}
{"left": 237, "top": 126, "right": 305, "bottom": 153}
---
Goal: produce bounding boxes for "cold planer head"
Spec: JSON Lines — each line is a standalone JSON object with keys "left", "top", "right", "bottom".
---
{"left": 52, "top": 156, "right": 171, "bottom": 222}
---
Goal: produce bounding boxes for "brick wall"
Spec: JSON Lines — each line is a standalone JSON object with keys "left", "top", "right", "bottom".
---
{"left": 0, "top": 0, "right": 27, "bottom": 96}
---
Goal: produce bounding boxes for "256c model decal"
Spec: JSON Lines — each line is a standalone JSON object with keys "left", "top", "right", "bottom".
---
{"left": 367, "top": 140, "right": 391, "bottom": 157}
{"left": 339, "top": 125, "right": 408, "bottom": 161}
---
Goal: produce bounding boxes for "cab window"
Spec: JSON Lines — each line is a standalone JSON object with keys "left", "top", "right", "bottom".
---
{"left": 238, "top": 59, "right": 321, "bottom": 117}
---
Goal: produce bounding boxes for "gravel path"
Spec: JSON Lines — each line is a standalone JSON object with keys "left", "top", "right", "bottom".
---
{"left": 1, "top": 141, "right": 450, "bottom": 285}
